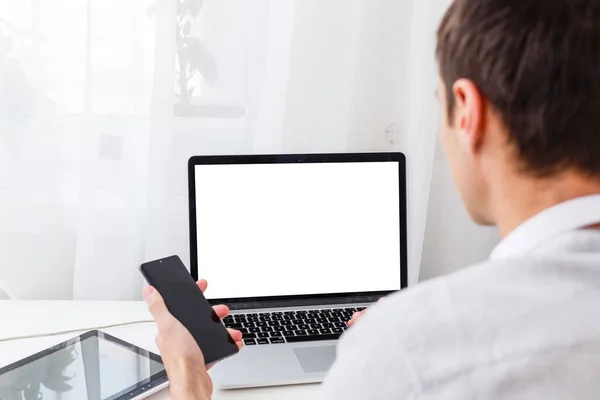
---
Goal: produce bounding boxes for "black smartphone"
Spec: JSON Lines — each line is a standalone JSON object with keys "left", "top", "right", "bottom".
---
{"left": 139, "top": 255, "right": 239, "bottom": 365}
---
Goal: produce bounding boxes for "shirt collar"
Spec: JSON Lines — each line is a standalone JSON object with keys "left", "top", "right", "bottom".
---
{"left": 489, "top": 194, "right": 600, "bottom": 260}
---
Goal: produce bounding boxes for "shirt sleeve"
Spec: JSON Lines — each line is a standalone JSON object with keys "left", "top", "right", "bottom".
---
{"left": 318, "top": 296, "right": 423, "bottom": 400}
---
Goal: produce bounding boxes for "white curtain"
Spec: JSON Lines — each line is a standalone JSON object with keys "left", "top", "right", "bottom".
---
{"left": 0, "top": 0, "right": 446, "bottom": 300}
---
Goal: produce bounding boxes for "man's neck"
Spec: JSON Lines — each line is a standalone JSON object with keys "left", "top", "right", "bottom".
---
{"left": 491, "top": 170, "right": 600, "bottom": 238}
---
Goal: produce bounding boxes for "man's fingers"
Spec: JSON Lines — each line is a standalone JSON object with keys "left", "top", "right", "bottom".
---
{"left": 197, "top": 279, "right": 208, "bottom": 293}
{"left": 227, "top": 329, "right": 244, "bottom": 349}
{"left": 154, "top": 333, "right": 163, "bottom": 350}
{"left": 347, "top": 310, "right": 365, "bottom": 327}
{"left": 213, "top": 304, "right": 230, "bottom": 319}
{"left": 227, "top": 328, "right": 242, "bottom": 341}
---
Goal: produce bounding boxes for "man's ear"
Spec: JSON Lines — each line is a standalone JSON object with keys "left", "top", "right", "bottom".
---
{"left": 452, "top": 79, "right": 485, "bottom": 153}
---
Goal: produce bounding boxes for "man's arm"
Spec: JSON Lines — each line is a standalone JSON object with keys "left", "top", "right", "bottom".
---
{"left": 143, "top": 283, "right": 243, "bottom": 400}
{"left": 168, "top": 369, "right": 212, "bottom": 400}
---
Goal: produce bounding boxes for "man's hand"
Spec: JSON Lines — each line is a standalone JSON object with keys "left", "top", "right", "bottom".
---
{"left": 347, "top": 309, "right": 366, "bottom": 327}
{"left": 196, "top": 279, "right": 244, "bottom": 350}
{"left": 347, "top": 298, "right": 386, "bottom": 327}
{"left": 143, "top": 280, "right": 243, "bottom": 400}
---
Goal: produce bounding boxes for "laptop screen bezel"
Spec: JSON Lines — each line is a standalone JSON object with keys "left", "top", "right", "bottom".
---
{"left": 188, "top": 152, "right": 408, "bottom": 308}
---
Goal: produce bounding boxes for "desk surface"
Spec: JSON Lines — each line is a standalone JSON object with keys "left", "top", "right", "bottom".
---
{"left": 0, "top": 300, "right": 320, "bottom": 399}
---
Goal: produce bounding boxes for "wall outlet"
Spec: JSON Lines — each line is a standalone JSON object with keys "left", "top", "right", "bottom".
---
{"left": 383, "top": 122, "right": 401, "bottom": 147}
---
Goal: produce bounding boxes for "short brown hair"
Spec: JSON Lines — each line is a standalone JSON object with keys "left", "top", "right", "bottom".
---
{"left": 436, "top": 0, "right": 600, "bottom": 178}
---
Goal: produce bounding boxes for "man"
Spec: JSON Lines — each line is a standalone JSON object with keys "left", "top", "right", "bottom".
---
{"left": 144, "top": 0, "right": 600, "bottom": 398}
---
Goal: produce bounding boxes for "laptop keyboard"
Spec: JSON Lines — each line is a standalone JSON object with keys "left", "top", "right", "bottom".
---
{"left": 223, "top": 307, "right": 365, "bottom": 345}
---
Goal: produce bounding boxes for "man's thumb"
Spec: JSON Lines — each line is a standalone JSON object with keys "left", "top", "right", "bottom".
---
{"left": 144, "top": 286, "right": 169, "bottom": 322}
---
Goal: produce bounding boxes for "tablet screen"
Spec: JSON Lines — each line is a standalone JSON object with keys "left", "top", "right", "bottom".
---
{"left": 0, "top": 331, "right": 166, "bottom": 400}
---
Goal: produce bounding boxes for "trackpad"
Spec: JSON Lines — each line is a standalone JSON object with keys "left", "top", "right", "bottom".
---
{"left": 293, "top": 345, "right": 337, "bottom": 373}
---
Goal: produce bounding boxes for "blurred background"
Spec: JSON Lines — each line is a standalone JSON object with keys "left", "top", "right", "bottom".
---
{"left": 0, "top": 0, "right": 498, "bottom": 300}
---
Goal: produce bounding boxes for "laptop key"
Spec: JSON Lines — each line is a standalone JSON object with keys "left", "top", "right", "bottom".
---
{"left": 285, "top": 333, "right": 341, "bottom": 343}
{"left": 228, "top": 323, "right": 243, "bottom": 329}
{"left": 332, "top": 327, "right": 343, "bottom": 334}
{"left": 307, "top": 329, "right": 319, "bottom": 335}
{"left": 323, "top": 323, "right": 334, "bottom": 328}
{"left": 316, "top": 318, "right": 327, "bottom": 323}
{"left": 305, "top": 318, "right": 316, "bottom": 324}
{"left": 257, "top": 332, "right": 270, "bottom": 338}
{"left": 320, "top": 328, "right": 332, "bottom": 334}
{"left": 239, "top": 328, "right": 249, "bottom": 334}
{"left": 285, "top": 326, "right": 295, "bottom": 331}
{"left": 257, "top": 338, "right": 269, "bottom": 345}
{"left": 274, "top": 326, "right": 286, "bottom": 332}
{"left": 283, "top": 331, "right": 295, "bottom": 336}
{"left": 249, "top": 327, "right": 260, "bottom": 333}
{"left": 270, "top": 337, "right": 285, "bottom": 344}
{"left": 261, "top": 327, "right": 273, "bottom": 332}
{"left": 244, "top": 339, "right": 257, "bottom": 345}
{"left": 243, "top": 333, "right": 256, "bottom": 339}
{"left": 270, "top": 331, "right": 282, "bottom": 337}
{"left": 256, "top": 321, "right": 267, "bottom": 327}
{"left": 298, "top": 324, "right": 309, "bottom": 330}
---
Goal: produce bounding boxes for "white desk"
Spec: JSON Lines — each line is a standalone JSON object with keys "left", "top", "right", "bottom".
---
{"left": 0, "top": 301, "right": 320, "bottom": 399}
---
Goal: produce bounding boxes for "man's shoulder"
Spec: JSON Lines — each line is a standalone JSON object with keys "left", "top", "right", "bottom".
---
{"left": 323, "top": 254, "right": 600, "bottom": 399}
{"left": 321, "top": 260, "right": 502, "bottom": 398}
{"left": 341, "top": 253, "right": 600, "bottom": 385}
{"left": 332, "top": 260, "right": 500, "bottom": 383}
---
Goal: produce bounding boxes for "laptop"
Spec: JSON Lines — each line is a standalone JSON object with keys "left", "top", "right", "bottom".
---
{"left": 187, "top": 152, "right": 408, "bottom": 389}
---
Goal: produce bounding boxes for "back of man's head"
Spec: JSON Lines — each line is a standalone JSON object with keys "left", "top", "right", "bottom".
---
{"left": 435, "top": 0, "right": 600, "bottom": 232}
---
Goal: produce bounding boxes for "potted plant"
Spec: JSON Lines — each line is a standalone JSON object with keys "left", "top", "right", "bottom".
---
{"left": 0, "top": 21, "right": 55, "bottom": 159}
{"left": 149, "top": 0, "right": 220, "bottom": 117}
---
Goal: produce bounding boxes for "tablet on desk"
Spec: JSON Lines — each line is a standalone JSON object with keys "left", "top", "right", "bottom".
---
{"left": 0, "top": 330, "right": 168, "bottom": 400}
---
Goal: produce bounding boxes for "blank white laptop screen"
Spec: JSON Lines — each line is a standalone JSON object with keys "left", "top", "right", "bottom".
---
{"left": 194, "top": 161, "right": 401, "bottom": 300}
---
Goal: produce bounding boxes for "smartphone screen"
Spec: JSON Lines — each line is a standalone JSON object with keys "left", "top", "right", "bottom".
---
{"left": 139, "top": 255, "right": 239, "bottom": 365}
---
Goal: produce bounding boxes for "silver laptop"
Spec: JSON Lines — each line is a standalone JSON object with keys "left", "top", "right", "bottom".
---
{"left": 187, "top": 152, "right": 408, "bottom": 389}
